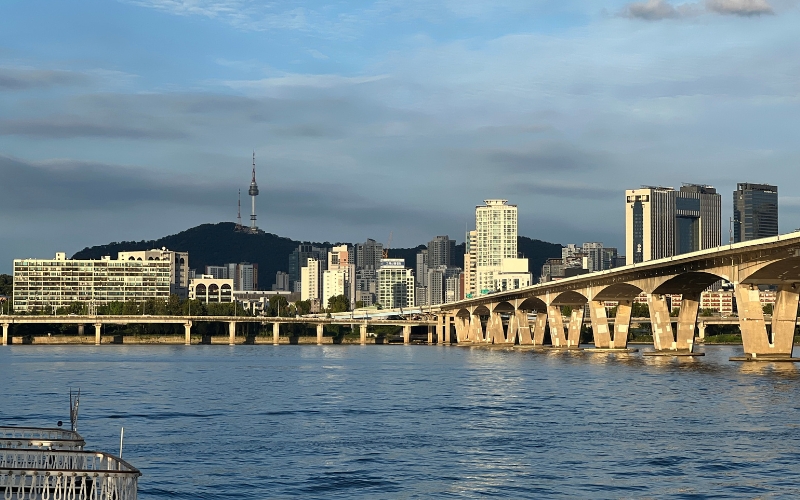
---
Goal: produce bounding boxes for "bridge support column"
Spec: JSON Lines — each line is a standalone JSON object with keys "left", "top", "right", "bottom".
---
{"left": 2, "top": 323, "right": 8, "bottom": 346}
{"left": 676, "top": 293, "right": 700, "bottom": 351}
{"left": 532, "top": 312, "right": 547, "bottom": 346}
{"left": 77, "top": 324, "right": 84, "bottom": 336}
{"left": 547, "top": 305, "right": 566, "bottom": 347}
{"left": 488, "top": 312, "right": 507, "bottom": 344}
{"left": 469, "top": 315, "right": 484, "bottom": 343}
{"left": 514, "top": 310, "right": 532, "bottom": 344}
{"left": 442, "top": 316, "right": 451, "bottom": 344}
{"left": 94, "top": 323, "right": 102, "bottom": 345}
{"left": 589, "top": 301, "right": 611, "bottom": 348}
{"left": 611, "top": 300, "right": 632, "bottom": 349}
{"left": 647, "top": 294, "right": 675, "bottom": 351}
{"left": 403, "top": 325, "right": 411, "bottom": 344}
{"left": 698, "top": 322, "right": 706, "bottom": 339}
{"left": 184, "top": 322, "right": 192, "bottom": 345}
{"left": 566, "top": 307, "right": 584, "bottom": 348}
{"left": 454, "top": 317, "right": 468, "bottom": 342}
{"left": 229, "top": 321, "right": 236, "bottom": 346}
{"left": 317, "top": 324, "right": 324, "bottom": 345}
{"left": 273, "top": 322, "right": 280, "bottom": 345}
{"left": 360, "top": 324, "right": 367, "bottom": 345}
{"left": 427, "top": 325, "right": 434, "bottom": 344}
{"left": 735, "top": 284, "right": 799, "bottom": 359}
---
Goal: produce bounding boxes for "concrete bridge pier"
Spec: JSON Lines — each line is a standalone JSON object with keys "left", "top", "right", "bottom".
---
{"left": 454, "top": 316, "right": 468, "bottom": 343}
{"left": 612, "top": 300, "right": 632, "bottom": 349}
{"left": 532, "top": 312, "right": 547, "bottom": 346}
{"left": 469, "top": 314, "right": 484, "bottom": 343}
{"left": 273, "top": 322, "right": 280, "bottom": 345}
{"left": 316, "top": 324, "right": 324, "bottom": 345}
{"left": 427, "top": 325, "right": 434, "bottom": 344}
{"left": 566, "top": 307, "right": 584, "bottom": 348}
{"left": 547, "top": 305, "right": 567, "bottom": 347}
{"left": 403, "top": 325, "right": 411, "bottom": 344}
{"left": 676, "top": 293, "right": 700, "bottom": 351}
{"left": 440, "top": 316, "right": 450, "bottom": 344}
{"left": 94, "top": 323, "right": 101, "bottom": 345}
{"left": 360, "top": 324, "right": 367, "bottom": 345}
{"left": 2, "top": 323, "right": 8, "bottom": 346}
{"left": 733, "top": 283, "right": 800, "bottom": 360}
{"left": 487, "top": 312, "right": 507, "bottom": 344}
{"left": 228, "top": 321, "right": 236, "bottom": 346}
{"left": 588, "top": 301, "right": 611, "bottom": 348}
{"left": 184, "top": 322, "right": 192, "bottom": 345}
{"left": 647, "top": 294, "right": 675, "bottom": 351}
{"left": 77, "top": 324, "right": 84, "bottom": 336}
{"left": 514, "top": 310, "right": 532, "bottom": 344}
{"left": 698, "top": 322, "right": 706, "bottom": 340}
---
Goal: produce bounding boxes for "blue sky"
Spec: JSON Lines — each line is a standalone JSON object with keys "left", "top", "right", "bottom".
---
{"left": 1, "top": 0, "right": 799, "bottom": 272}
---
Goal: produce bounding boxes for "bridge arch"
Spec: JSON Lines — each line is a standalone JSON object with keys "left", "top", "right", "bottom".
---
{"left": 651, "top": 271, "right": 727, "bottom": 295}
{"left": 740, "top": 257, "right": 800, "bottom": 284}
{"left": 592, "top": 283, "right": 642, "bottom": 301}
{"left": 455, "top": 308, "right": 471, "bottom": 318}
{"left": 517, "top": 296, "right": 547, "bottom": 312}
{"left": 472, "top": 305, "right": 491, "bottom": 316}
{"left": 492, "top": 301, "right": 515, "bottom": 313}
{"left": 550, "top": 290, "right": 588, "bottom": 305}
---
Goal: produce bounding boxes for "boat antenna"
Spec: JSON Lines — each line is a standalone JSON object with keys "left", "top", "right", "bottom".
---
{"left": 69, "top": 388, "right": 81, "bottom": 433}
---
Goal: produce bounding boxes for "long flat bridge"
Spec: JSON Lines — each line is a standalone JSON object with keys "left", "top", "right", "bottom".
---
{"left": 438, "top": 231, "right": 800, "bottom": 361}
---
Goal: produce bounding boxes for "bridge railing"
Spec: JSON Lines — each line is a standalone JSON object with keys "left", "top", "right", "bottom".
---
{"left": 0, "top": 449, "right": 140, "bottom": 500}
{"left": 0, "top": 426, "right": 85, "bottom": 450}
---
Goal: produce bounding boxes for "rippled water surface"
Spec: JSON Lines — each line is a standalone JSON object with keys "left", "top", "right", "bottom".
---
{"left": 3, "top": 345, "right": 800, "bottom": 499}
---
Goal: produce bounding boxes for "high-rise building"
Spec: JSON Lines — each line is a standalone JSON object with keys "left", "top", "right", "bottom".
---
{"left": 463, "top": 230, "right": 477, "bottom": 298}
{"left": 377, "top": 259, "right": 415, "bottom": 308}
{"left": 237, "top": 262, "right": 258, "bottom": 291}
{"left": 415, "top": 250, "right": 428, "bottom": 287}
{"left": 323, "top": 245, "right": 355, "bottom": 308}
{"left": 445, "top": 272, "right": 462, "bottom": 303}
{"left": 301, "top": 258, "right": 321, "bottom": 303}
{"left": 625, "top": 184, "right": 721, "bottom": 265}
{"left": 288, "top": 244, "right": 328, "bottom": 291}
{"left": 427, "top": 236, "right": 455, "bottom": 268}
{"left": 272, "top": 271, "right": 290, "bottom": 291}
{"left": 733, "top": 183, "right": 778, "bottom": 243}
{"left": 205, "top": 265, "right": 228, "bottom": 279}
{"left": 355, "top": 239, "right": 383, "bottom": 270}
{"left": 474, "top": 200, "right": 530, "bottom": 294}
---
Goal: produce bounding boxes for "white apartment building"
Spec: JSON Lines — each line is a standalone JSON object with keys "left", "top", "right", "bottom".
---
{"left": 13, "top": 252, "right": 172, "bottom": 312}
{"left": 118, "top": 248, "right": 189, "bottom": 297}
{"left": 378, "top": 259, "right": 415, "bottom": 308}
{"left": 445, "top": 273, "right": 462, "bottom": 303}
{"left": 474, "top": 200, "right": 530, "bottom": 294}
{"left": 189, "top": 275, "right": 234, "bottom": 303}
{"left": 322, "top": 269, "right": 347, "bottom": 310}
{"left": 301, "top": 258, "right": 321, "bottom": 302}
{"left": 464, "top": 230, "right": 476, "bottom": 298}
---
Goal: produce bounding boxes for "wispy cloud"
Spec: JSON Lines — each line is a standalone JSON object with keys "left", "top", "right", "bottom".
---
{"left": 706, "top": 0, "right": 774, "bottom": 15}
{"left": 622, "top": 0, "right": 774, "bottom": 19}
{"left": 0, "top": 68, "right": 90, "bottom": 90}
{"left": 0, "top": 118, "right": 186, "bottom": 139}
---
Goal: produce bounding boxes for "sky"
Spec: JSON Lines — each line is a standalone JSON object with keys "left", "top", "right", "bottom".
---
{"left": 1, "top": 0, "right": 799, "bottom": 272}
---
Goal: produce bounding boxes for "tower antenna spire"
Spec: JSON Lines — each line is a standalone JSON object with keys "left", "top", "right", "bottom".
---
{"left": 236, "top": 189, "right": 242, "bottom": 229}
{"left": 248, "top": 150, "right": 259, "bottom": 232}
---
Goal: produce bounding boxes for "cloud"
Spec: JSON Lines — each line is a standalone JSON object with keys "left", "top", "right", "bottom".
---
{"left": 0, "top": 68, "right": 90, "bottom": 90}
{"left": 485, "top": 143, "right": 610, "bottom": 173}
{"left": 706, "top": 0, "right": 774, "bottom": 15}
{"left": 0, "top": 118, "right": 186, "bottom": 139}
{"left": 508, "top": 180, "right": 618, "bottom": 200}
{"left": 622, "top": 0, "right": 773, "bottom": 19}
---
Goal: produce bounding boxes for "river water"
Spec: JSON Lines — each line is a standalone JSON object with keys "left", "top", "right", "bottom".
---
{"left": 2, "top": 345, "right": 800, "bottom": 499}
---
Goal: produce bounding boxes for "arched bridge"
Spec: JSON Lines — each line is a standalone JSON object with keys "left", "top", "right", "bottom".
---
{"left": 439, "top": 231, "right": 800, "bottom": 360}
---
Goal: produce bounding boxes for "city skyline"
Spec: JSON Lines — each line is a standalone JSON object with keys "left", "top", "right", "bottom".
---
{"left": 2, "top": 1, "right": 800, "bottom": 272}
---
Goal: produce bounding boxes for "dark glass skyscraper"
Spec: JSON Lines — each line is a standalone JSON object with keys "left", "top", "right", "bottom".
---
{"left": 733, "top": 183, "right": 778, "bottom": 243}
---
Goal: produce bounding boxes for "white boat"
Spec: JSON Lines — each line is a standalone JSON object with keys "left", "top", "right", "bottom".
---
{"left": 0, "top": 391, "right": 140, "bottom": 499}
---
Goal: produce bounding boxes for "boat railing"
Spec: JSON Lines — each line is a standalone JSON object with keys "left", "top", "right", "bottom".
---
{"left": 0, "top": 449, "right": 140, "bottom": 500}
{"left": 0, "top": 426, "right": 86, "bottom": 450}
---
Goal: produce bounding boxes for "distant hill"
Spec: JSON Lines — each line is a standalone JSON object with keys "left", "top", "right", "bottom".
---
{"left": 72, "top": 222, "right": 563, "bottom": 288}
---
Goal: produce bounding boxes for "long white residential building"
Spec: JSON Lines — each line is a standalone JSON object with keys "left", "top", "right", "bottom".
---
{"left": 13, "top": 252, "right": 173, "bottom": 312}
{"left": 377, "top": 259, "right": 415, "bottom": 308}
{"left": 473, "top": 199, "right": 531, "bottom": 295}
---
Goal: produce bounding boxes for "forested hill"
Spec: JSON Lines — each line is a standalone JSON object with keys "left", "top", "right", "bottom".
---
{"left": 72, "top": 223, "right": 563, "bottom": 288}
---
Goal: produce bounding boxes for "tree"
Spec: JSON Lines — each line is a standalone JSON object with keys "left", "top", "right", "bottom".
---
{"left": 763, "top": 303, "right": 774, "bottom": 315}
{"left": 327, "top": 294, "right": 350, "bottom": 313}
{"left": 354, "top": 301, "right": 365, "bottom": 310}
{"left": 295, "top": 300, "right": 311, "bottom": 316}
{"left": 267, "top": 295, "right": 289, "bottom": 317}
{"left": 631, "top": 302, "right": 649, "bottom": 318}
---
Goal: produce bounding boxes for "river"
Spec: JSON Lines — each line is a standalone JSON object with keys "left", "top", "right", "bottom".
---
{"left": 2, "top": 345, "right": 800, "bottom": 499}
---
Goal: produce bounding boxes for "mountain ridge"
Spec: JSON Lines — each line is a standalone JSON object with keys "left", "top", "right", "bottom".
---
{"left": 72, "top": 222, "right": 562, "bottom": 288}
